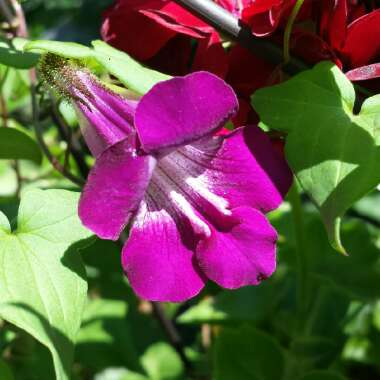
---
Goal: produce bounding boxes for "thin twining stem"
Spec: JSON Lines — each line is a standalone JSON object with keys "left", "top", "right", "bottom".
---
{"left": 31, "top": 84, "right": 84, "bottom": 187}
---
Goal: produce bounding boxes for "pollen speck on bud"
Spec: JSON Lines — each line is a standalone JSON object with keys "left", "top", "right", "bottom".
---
{"left": 38, "top": 53, "right": 92, "bottom": 102}
{"left": 38, "top": 52, "right": 138, "bottom": 159}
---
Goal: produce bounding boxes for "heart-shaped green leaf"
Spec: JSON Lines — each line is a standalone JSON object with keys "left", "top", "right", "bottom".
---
{"left": 0, "top": 189, "right": 92, "bottom": 380}
{"left": 0, "top": 128, "right": 42, "bottom": 164}
{"left": 252, "top": 61, "right": 380, "bottom": 253}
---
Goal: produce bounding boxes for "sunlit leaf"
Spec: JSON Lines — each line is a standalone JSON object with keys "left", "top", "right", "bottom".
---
{"left": 141, "top": 342, "right": 184, "bottom": 380}
{"left": 0, "top": 189, "right": 92, "bottom": 380}
{"left": 24, "top": 39, "right": 170, "bottom": 94}
{"left": 91, "top": 40, "right": 170, "bottom": 95}
{"left": 252, "top": 62, "right": 380, "bottom": 253}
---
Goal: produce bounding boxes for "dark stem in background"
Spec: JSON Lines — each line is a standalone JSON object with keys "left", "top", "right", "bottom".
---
{"left": 3, "top": 0, "right": 88, "bottom": 184}
{"left": 49, "top": 95, "right": 90, "bottom": 179}
{"left": 0, "top": 0, "right": 16, "bottom": 31}
{"left": 152, "top": 302, "right": 192, "bottom": 371}
{"left": 31, "top": 84, "right": 85, "bottom": 186}
{"left": 8, "top": 0, "right": 27, "bottom": 37}
{"left": 288, "top": 182, "right": 309, "bottom": 326}
{"left": 173, "top": 0, "right": 308, "bottom": 74}
{"left": 118, "top": 234, "right": 192, "bottom": 372}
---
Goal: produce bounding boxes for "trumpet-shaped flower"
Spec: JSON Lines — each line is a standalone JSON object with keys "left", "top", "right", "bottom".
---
{"left": 42, "top": 57, "right": 292, "bottom": 301}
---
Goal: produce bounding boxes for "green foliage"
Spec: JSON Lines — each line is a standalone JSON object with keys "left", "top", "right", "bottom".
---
{"left": 76, "top": 298, "right": 140, "bottom": 372}
{"left": 178, "top": 280, "right": 283, "bottom": 325}
{"left": 252, "top": 61, "right": 380, "bottom": 253}
{"left": 24, "top": 39, "right": 170, "bottom": 94}
{"left": 21, "top": 0, "right": 83, "bottom": 10}
{"left": 272, "top": 209, "right": 380, "bottom": 301}
{"left": 141, "top": 342, "right": 184, "bottom": 380}
{"left": 214, "top": 326, "right": 285, "bottom": 380}
{"left": 0, "top": 189, "right": 92, "bottom": 380}
{"left": 0, "top": 38, "right": 39, "bottom": 69}
{"left": 0, "top": 359, "right": 14, "bottom": 380}
{"left": 0, "top": 128, "right": 42, "bottom": 164}
{"left": 91, "top": 41, "right": 171, "bottom": 95}
{"left": 299, "top": 371, "right": 347, "bottom": 380}
{"left": 0, "top": 3, "right": 380, "bottom": 379}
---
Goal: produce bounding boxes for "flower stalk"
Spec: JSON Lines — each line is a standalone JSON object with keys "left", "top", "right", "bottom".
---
{"left": 288, "top": 181, "right": 308, "bottom": 327}
{"left": 283, "top": 0, "right": 305, "bottom": 64}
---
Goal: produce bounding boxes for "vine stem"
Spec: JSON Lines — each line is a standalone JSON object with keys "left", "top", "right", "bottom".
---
{"left": 288, "top": 181, "right": 308, "bottom": 326}
{"left": 31, "top": 84, "right": 84, "bottom": 187}
{"left": 151, "top": 302, "right": 192, "bottom": 371}
{"left": 2, "top": 0, "right": 83, "bottom": 186}
{"left": 49, "top": 94, "right": 90, "bottom": 179}
{"left": 283, "top": 0, "right": 305, "bottom": 64}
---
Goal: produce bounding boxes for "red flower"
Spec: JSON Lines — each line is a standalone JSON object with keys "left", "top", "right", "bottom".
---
{"left": 101, "top": 0, "right": 229, "bottom": 77}
{"left": 100, "top": 0, "right": 297, "bottom": 78}
{"left": 292, "top": 1, "right": 380, "bottom": 81}
{"left": 101, "top": 0, "right": 288, "bottom": 126}
{"left": 242, "top": 0, "right": 294, "bottom": 36}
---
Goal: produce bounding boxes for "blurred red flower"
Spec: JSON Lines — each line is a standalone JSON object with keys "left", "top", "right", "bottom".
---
{"left": 101, "top": 0, "right": 294, "bottom": 126}
{"left": 291, "top": 0, "right": 380, "bottom": 81}
{"left": 101, "top": 0, "right": 229, "bottom": 77}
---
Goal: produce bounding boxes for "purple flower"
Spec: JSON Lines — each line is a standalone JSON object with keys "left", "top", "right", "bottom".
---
{"left": 50, "top": 59, "right": 292, "bottom": 302}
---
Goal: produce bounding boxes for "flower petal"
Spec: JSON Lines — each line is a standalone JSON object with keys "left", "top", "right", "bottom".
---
{"left": 319, "top": 0, "right": 347, "bottom": 51}
{"left": 346, "top": 63, "right": 380, "bottom": 81}
{"left": 140, "top": 6, "right": 210, "bottom": 38}
{"left": 79, "top": 137, "right": 156, "bottom": 240}
{"left": 242, "top": 0, "right": 293, "bottom": 37}
{"left": 196, "top": 207, "right": 277, "bottom": 288}
{"left": 182, "top": 126, "right": 292, "bottom": 213}
{"left": 226, "top": 45, "right": 275, "bottom": 99}
{"left": 101, "top": 0, "right": 176, "bottom": 60}
{"left": 191, "top": 35, "right": 229, "bottom": 78}
{"left": 134, "top": 71, "right": 238, "bottom": 154}
{"left": 290, "top": 30, "right": 341, "bottom": 67}
{"left": 242, "top": 0, "right": 282, "bottom": 17}
{"left": 122, "top": 199, "right": 206, "bottom": 302}
{"left": 146, "top": 35, "right": 192, "bottom": 76}
{"left": 216, "top": 0, "right": 253, "bottom": 17}
{"left": 74, "top": 71, "right": 138, "bottom": 157}
{"left": 341, "top": 9, "right": 380, "bottom": 68}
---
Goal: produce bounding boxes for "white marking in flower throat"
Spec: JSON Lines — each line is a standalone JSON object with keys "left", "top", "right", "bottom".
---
{"left": 186, "top": 176, "right": 231, "bottom": 217}
{"left": 141, "top": 147, "right": 232, "bottom": 238}
{"left": 169, "top": 190, "right": 211, "bottom": 238}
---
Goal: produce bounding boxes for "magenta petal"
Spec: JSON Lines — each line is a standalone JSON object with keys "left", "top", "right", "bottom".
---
{"left": 79, "top": 137, "right": 156, "bottom": 240}
{"left": 122, "top": 200, "right": 206, "bottom": 302}
{"left": 346, "top": 63, "right": 380, "bottom": 81}
{"left": 196, "top": 207, "right": 277, "bottom": 289}
{"left": 134, "top": 71, "right": 238, "bottom": 154}
{"left": 191, "top": 126, "right": 292, "bottom": 213}
{"left": 74, "top": 71, "right": 138, "bottom": 157}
